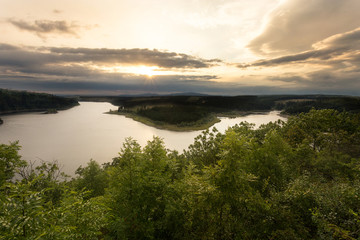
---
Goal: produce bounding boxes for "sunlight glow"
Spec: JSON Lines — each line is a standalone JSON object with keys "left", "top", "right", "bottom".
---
{"left": 131, "top": 66, "right": 159, "bottom": 77}
{"left": 97, "top": 65, "right": 171, "bottom": 77}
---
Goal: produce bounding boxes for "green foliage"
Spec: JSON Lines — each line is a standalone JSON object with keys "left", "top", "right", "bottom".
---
{"left": 106, "top": 137, "right": 187, "bottom": 239}
{"left": 75, "top": 159, "right": 108, "bottom": 199}
{"left": 184, "top": 127, "right": 223, "bottom": 167}
{"left": 1, "top": 108, "right": 360, "bottom": 239}
{"left": 0, "top": 153, "right": 107, "bottom": 239}
{"left": 47, "top": 190, "right": 107, "bottom": 240}
{"left": 0, "top": 141, "right": 26, "bottom": 186}
{"left": 0, "top": 180, "right": 107, "bottom": 240}
{"left": 17, "top": 160, "right": 69, "bottom": 205}
{"left": 0, "top": 180, "right": 48, "bottom": 240}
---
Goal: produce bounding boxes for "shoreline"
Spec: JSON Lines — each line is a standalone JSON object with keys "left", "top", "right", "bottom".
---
{"left": 0, "top": 104, "right": 79, "bottom": 116}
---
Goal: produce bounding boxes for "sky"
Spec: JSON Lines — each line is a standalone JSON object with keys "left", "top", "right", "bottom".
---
{"left": 0, "top": 0, "right": 359, "bottom": 96}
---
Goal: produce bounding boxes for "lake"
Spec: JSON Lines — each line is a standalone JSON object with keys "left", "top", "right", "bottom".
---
{"left": 0, "top": 102, "right": 287, "bottom": 175}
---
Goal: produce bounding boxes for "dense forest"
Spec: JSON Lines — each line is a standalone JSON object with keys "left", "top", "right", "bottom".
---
{"left": 1, "top": 109, "right": 360, "bottom": 239}
{"left": 0, "top": 89, "right": 79, "bottom": 114}
{"left": 104, "top": 95, "right": 360, "bottom": 115}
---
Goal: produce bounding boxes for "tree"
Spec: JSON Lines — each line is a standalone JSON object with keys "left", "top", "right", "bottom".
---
{"left": 75, "top": 159, "right": 108, "bottom": 199}
{"left": 184, "top": 127, "right": 223, "bottom": 168}
{"left": 106, "top": 137, "right": 187, "bottom": 239}
{"left": 0, "top": 142, "right": 26, "bottom": 186}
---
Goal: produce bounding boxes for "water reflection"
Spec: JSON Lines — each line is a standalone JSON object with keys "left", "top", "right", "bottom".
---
{"left": 0, "top": 102, "right": 286, "bottom": 174}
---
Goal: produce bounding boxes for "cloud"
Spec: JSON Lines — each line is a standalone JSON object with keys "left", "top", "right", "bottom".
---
{"left": 49, "top": 47, "right": 221, "bottom": 68}
{"left": 0, "top": 72, "right": 279, "bottom": 96}
{"left": 2, "top": 63, "right": 359, "bottom": 96}
{"left": 267, "top": 70, "right": 360, "bottom": 95}
{"left": 0, "top": 43, "right": 19, "bottom": 51}
{"left": 0, "top": 72, "right": 216, "bottom": 94}
{"left": 0, "top": 43, "right": 270, "bottom": 95}
{"left": 8, "top": 19, "right": 80, "bottom": 37}
{"left": 241, "top": 27, "right": 360, "bottom": 68}
{"left": 53, "top": 9, "right": 62, "bottom": 14}
{"left": 0, "top": 43, "right": 227, "bottom": 95}
{"left": 247, "top": 0, "right": 360, "bottom": 56}
{"left": 0, "top": 44, "right": 221, "bottom": 72}
{"left": 235, "top": 26, "right": 360, "bottom": 96}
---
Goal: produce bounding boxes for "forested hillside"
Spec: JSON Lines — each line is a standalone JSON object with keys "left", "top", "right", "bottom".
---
{"left": 1, "top": 109, "right": 360, "bottom": 239}
{"left": 0, "top": 89, "right": 79, "bottom": 114}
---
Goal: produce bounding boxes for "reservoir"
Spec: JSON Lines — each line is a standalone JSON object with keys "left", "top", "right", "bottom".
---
{"left": 0, "top": 102, "right": 287, "bottom": 175}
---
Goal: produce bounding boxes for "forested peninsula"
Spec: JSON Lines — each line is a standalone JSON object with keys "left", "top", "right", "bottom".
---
{"left": 1, "top": 109, "right": 360, "bottom": 239}
{"left": 0, "top": 89, "right": 79, "bottom": 115}
{"left": 82, "top": 94, "right": 360, "bottom": 131}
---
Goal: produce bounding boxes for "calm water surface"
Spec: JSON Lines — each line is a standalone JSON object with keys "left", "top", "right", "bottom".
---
{"left": 0, "top": 102, "right": 286, "bottom": 174}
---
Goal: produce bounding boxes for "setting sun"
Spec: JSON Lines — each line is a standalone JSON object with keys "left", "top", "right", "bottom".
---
{"left": 131, "top": 66, "right": 159, "bottom": 77}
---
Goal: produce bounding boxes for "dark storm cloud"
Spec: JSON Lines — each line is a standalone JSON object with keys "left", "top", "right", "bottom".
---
{"left": 240, "top": 27, "right": 360, "bottom": 68}
{"left": 247, "top": 0, "right": 360, "bottom": 56}
{"left": 8, "top": 19, "right": 79, "bottom": 36}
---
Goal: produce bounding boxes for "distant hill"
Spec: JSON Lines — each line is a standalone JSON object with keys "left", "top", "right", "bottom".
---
{"left": 168, "top": 92, "right": 209, "bottom": 96}
{"left": 0, "top": 89, "right": 79, "bottom": 114}
{"left": 118, "top": 93, "right": 161, "bottom": 97}
{"left": 117, "top": 92, "right": 209, "bottom": 97}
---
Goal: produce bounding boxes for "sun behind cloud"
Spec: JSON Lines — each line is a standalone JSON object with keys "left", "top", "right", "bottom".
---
{"left": 131, "top": 66, "right": 159, "bottom": 77}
